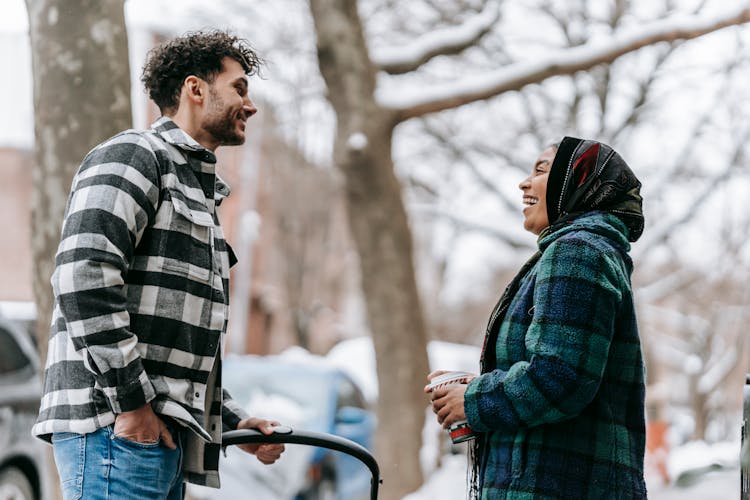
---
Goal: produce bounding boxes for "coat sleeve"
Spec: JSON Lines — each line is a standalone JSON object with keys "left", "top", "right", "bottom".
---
{"left": 464, "top": 235, "right": 624, "bottom": 433}
{"left": 221, "top": 388, "right": 251, "bottom": 431}
{"left": 52, "top": 132, "right": 161, "bottom": 414}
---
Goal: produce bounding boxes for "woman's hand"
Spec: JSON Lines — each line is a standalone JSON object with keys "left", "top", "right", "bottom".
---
{"left": 424, "top": 370, "right": 476, "bottom": 428}
{"left": 236, "top": 418, "right": 286, "bottom": 464}
{"left": 430, "top": 384, "right": 469, "bottom": 429}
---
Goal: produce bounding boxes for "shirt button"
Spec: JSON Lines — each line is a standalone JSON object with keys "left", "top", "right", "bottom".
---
{"left": 195, "top": 392, "right": 200, "bottom": 398}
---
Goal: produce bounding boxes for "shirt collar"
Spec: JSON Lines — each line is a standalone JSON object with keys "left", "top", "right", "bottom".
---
{"left": 150, "top": 116, "right": 217, "bottom": 164}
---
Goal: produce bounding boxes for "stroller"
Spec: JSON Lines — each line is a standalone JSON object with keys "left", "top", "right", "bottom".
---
{"left": 223, "top": 426, "right": 382, "bottom": 500}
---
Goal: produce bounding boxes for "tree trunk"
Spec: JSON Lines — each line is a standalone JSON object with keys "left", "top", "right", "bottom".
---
{"left": 340, "top": 118, "right": 431, "bottom": 499}
{"left": 26, "top": 3, "right": 131, "bottom": 498}
{"left": 25, "top": 0, "right": 132, "bottom": 363}
{"left": 309, "top": 0, "right": 430, "bottom": 497}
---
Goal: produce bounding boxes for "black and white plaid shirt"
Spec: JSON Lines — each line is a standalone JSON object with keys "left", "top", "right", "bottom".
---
{"left": 33, "top": 117, "right": 249, "bottom": 487}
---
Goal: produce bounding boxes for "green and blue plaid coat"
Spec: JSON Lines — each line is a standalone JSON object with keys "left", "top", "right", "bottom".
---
{"left": 465, "top": 212, "right": 646, "bottom": 499}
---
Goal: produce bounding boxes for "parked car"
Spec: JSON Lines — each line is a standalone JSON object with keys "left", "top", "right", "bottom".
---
{"left": 189, "top": 351, "right": 376, "bottom": 500}
{"left": 0, "top": 313, "right": 46, "bottom": 500}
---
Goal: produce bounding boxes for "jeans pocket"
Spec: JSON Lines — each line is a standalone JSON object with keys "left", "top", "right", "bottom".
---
{"left": 112, "top": 433, "right": 162, "bottom": 449}
{"left": 109, "top": 427, "right": 181, "bottom": 491}
{"left": 52, "top": 432, "right": 85, "bottom": 500}
{"left": 51, "top": 432, "right": 82, "bottom": 443}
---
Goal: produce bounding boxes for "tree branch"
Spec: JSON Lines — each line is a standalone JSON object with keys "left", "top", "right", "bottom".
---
{"left": 608, "top": 43, "right": 677, "bottom": 142}
{"left": 372, "top": 2, "right": 499, "bottom": 75}
{"left": 421, "top": 121, "right": 520, "bottom": 214}
{"left": 384, "top": 6, "right": 750, "bottom": 122}
{"left": 632, "top": 131, "right": 748, "bottom": 262}
{"left": 410, "top": 204, "right": 533, "bottom": 250}
{"left": 635, "top": 268, "right": 699, "bottom": 303}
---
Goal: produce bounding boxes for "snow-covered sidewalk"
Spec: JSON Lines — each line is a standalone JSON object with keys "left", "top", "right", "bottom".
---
{"left": 404, "top": 447, "right": 741, "bottom": 499}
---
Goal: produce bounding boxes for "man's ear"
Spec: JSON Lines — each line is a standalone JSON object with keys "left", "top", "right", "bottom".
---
{"left": 183, "top": 75, "right": 204, "bottom": 104}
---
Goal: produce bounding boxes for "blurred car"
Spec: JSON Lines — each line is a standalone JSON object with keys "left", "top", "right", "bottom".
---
{"left": 0, "top": 312, "right": 46, "bottom": 500}
{"left": 191, "top": 351, "right": 376, "bottom": 500}
{"left": 0, "top": 301, "right": 37, "bottom": 340}
{"left": 326, "top": 337, "right": 482, "bottom": 465}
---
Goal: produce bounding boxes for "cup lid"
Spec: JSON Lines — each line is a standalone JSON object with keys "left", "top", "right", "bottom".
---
{"left": 426, "top": 371, "right": 475, "bottom": 390}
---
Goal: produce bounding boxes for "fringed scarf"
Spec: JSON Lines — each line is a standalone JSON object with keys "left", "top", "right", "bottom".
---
{"left": 468, "top": 137, "right": 644, "bottom": 498}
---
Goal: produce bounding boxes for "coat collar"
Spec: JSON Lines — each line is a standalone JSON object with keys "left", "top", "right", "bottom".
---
{"left": 150, "top": 117, "right": 217, "bottom": 165}
{"left": 150, "top": 117, "right": 232, "bottom": 204}
{"left": 538, "top": 211, "right": 631, "bottom": 254}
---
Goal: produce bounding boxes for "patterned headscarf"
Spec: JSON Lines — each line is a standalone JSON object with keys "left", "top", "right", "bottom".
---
{"left": 545, "top": 136, "right": 644, "bottom": 242}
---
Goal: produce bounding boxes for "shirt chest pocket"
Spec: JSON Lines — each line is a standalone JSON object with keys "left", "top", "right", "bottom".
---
{"left": 159, "top": 187, "right": 214, "bottom": 284}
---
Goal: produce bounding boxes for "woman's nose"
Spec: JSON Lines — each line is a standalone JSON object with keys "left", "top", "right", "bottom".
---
{"left": 519, "top": 176, "right": 531, "bottom": 190}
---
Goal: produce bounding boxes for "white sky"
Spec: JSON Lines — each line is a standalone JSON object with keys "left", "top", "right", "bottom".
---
{"left": 0, "top": 0, "right": 26, "bottom": 32}
{"left": 0, "top": 1, "right": 31, "bottom": 148}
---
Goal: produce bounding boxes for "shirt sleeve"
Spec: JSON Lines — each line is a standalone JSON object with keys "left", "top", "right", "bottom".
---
{"left": 464, "top": 235, "right": 624, "bottom": 433}
{"left": 52, "top": 132, "right": 161, "bottom": 414}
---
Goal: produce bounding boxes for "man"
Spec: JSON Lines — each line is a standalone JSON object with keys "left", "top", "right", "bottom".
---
{"left": 33, "top": 31, "right": 284, "bottom": 499}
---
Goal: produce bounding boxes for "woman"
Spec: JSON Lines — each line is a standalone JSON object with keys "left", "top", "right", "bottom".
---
{"left": 428, "top": 137, "right": 647, "bottom": 499}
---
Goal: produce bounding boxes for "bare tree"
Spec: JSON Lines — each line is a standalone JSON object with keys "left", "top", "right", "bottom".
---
{"left": 640, "top": 269, "right": 749, "bottom": 441}
{"left": 25, "top": 0, "right": 132, "bottom": 361}
{"left": 307, "top": 3, "right": 431, "bottom": 496}
{"left": 303, "top": 1, "right": 750, "bottom": 497}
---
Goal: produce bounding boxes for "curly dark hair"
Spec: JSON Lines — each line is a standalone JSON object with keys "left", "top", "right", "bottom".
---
{"left": 141, "top": 30, "right": 263, "bottom": 114}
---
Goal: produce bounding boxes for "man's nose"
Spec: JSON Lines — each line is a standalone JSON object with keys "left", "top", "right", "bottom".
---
{"left": 243, "top": 97, "right": 258, "bottom": 117}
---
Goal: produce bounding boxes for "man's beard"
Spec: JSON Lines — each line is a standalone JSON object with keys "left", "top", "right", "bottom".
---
{"left": 203, "top": 89, "right": 245, "bottom": 146}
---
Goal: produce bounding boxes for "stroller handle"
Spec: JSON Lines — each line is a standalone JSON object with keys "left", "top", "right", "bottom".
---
{"left": 222, "top": 428, "right": 381, "bottom": 500}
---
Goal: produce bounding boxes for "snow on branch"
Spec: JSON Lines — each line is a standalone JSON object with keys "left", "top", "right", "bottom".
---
{"left": 372, "top": 3, "right": 499, "bottom": 75}
{"left": 382, "top": 6, "right": 750, "bottom": 122}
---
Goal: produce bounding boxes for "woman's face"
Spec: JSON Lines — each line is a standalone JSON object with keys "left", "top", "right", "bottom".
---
{"left": 519, "top": 146, "right": 556, "bottom": 235}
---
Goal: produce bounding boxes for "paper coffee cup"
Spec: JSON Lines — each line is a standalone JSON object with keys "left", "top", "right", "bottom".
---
{"left": 427, "top": 371, "right": 477, "bottom": 444}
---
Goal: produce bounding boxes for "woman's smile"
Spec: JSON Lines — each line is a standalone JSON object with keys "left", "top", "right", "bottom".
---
{"left": 519, "top": 145, "right": 556, "bottom": 234}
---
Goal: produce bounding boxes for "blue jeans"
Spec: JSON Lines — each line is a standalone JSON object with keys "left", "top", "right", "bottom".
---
{"left": 52, "top": 424, "right": 184, "bottom": 500}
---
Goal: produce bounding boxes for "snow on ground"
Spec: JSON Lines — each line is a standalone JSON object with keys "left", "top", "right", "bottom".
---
{"left": 403, "top": 454, "right": 468, "bottom": 500}
{"left": 403, "top": 431, "right": 743, "bottom": 498}
{"left": 326, "top": 336, "right": 481, "bottom": 404}
{"left": 649, "top": 469, "right": 739, "bottom": 500}
{"left": 404, "top": 458, "right": 740, "bottom": 500}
